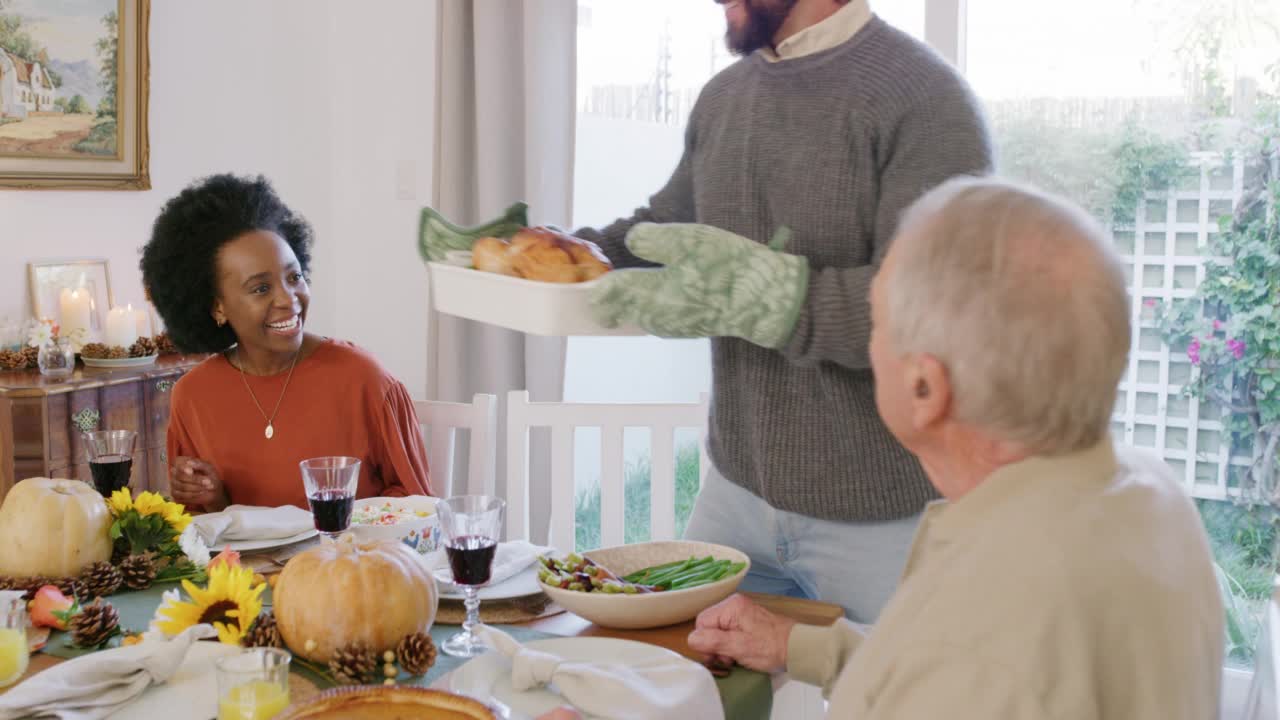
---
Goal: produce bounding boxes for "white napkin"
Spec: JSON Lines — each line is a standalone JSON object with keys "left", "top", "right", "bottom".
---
{"left": 432, "top": 540, "right": 547, "bottom": 588}
{"left": 189, "top": 504, "right": 313, "bottom": 547}
{"left": 476, "top": 626, "right": 724, "bottom": 720}
{"left": 0, "top": 624, "right": 216, "bottom": 720}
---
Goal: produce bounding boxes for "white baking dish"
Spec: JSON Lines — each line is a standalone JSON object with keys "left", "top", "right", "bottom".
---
{"left": 428, "top": 262, "right": 645, "bottom": 337}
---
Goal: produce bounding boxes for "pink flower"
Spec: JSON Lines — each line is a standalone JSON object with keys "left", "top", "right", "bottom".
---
{"left": 1187, "top": 338, "right": 1201, "bottom": 366}
{"left": 208, "top": 547, "right": 241, "bottom": 571}
{"left": 1227, "top": 338, "right": 1246, "bottom": 360}
{"left": 1143, "top": 298, "right": 1157, "bottom": 308}
{"left": 1213, "top": 319, "right": 1222, "bottom": 331}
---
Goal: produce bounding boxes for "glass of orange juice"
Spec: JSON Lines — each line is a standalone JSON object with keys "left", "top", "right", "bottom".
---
{"left": 0, "top": 591, "right": 29, "bottom": 689}
{"left": 216, "top": 647, "right": 292, "bottom": 720}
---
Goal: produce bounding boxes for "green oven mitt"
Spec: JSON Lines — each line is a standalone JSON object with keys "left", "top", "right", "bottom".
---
{"left": 589, "top": 223, "right": 809, "bottom": 348}
{"left": 418, "top": 202, "right": 528, "bottom": 263}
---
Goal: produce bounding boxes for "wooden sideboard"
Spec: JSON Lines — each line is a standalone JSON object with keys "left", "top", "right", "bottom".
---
{"left": 0, "top": 355, "right": 207, "bottom": 502}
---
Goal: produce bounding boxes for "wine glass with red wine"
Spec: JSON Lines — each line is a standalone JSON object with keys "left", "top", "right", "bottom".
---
{"left": 83, "top": 430, "right": 137, "bottom": 498}
{"left": 437, "top": 495, "right": 505, "bottom": 658}
{"left": 299, "top": 457, "right": 361, "bottom": 539}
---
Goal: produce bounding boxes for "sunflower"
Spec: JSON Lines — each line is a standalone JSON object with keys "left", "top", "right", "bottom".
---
{"left": 155, "top": 563, "right": 266, "bottom": 645}
{"left": 107, "top": 488, "right": 134, "bottom": 516}
{"left": 133, "top": 491, "right": 169, "bottom": 517}
{"left": 162, "top": 501, "right": 192, "bottom": 533}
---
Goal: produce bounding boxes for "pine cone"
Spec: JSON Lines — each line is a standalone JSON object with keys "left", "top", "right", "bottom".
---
{"left": 21, "top": 576, "right": 52, "bottom": 601}
{"left": 0, "top": 575, "right": 14, "bottom": 591}
{"left": 19, "top": 346, "right": 38, "bottom": 369}
{"left": 241, "top": 611, "right": 283, "bottom": 649}
{"left": 118, "top": 553, "right": 157, "bottom": 590}
{"left": 78, "top": 561, "right": 123, "bottom": 599}
{"left": 79, "top": 342, "right": 109, "bottom": 359}
{"left": 70, "top": 598, "right": 120, "bottom": 648}
{"left": 395, "top": 632, "right": 437, "bottom": 675}
{"left": 328, "top": 642, "right": 378, "bottom": 685}
{"left": 153, "top": 333, "right": 177, "bottom": 355}
{"left": 0, "top": 350, "right": 26, "bottom": 371}
{"left": 106, "top": 346, "right": 129, "bottom": 359}
{"left": 55, "top": 575, "right": 81, "bottom": 598}
{"left": 128, "top": 336, "right": 157, "bottom": 358}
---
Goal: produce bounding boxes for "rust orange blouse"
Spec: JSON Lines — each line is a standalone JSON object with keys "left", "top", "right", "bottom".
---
{"left": 167, "top": 338, "right": 432, "bottom": 509}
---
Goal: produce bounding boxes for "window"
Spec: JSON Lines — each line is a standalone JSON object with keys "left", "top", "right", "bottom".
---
{"left": 966, "top": 0, "right": 1280, "bottom": 679}
{"left": 570, "top": 0, "right": 727, "bottom": 549}
{"left": 569, "top": 2, "right": 930, "bottom": 550}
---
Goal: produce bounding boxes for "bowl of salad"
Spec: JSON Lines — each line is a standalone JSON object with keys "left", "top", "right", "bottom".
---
{"left": 349, "top": 495, "right": 441, "bottom": 556}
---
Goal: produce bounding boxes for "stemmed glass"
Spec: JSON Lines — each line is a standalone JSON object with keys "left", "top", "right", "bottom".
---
{"left": 437, "top": 495, "right": 505, "bottom": 658}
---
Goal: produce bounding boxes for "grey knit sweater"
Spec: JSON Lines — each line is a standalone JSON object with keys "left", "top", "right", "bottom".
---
{"left": 576, "top": 18, "right": 993, "bottom": 521}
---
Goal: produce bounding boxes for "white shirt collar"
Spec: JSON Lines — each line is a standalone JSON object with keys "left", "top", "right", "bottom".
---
{"left": 760, "top": 0, "right": 872, "bottom": 62}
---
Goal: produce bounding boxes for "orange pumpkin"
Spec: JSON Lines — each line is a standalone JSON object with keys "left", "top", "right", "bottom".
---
{"left": 273, "top": 535, "right": 438, "bottom": 663}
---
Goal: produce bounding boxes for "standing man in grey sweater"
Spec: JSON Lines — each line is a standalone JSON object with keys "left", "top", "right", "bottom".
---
{"left": 582, "top": 0, "right": 993, "bottom": 622}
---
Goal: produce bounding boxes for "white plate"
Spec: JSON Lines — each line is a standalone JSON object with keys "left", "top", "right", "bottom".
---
{"left": 106, "top": 641, "right": 240, "bottom": 719}
{"left": 434, "top": 563, "right": 543, "bottom": 601}
{"left": 429, "top": 262, "right": 644, "bottom": 337}
{"left": 449, "top": 637, "right": 698, "bottom": 719}
{"left": 215, "top": 528, "right": 318, "bottom": 554}
{"left": 82, "top": 354, "right": 158, "bottom": 368}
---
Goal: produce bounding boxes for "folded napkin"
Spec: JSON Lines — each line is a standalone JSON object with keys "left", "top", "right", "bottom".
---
{"left": 433, "top": 540, "right": 548, "bottom": 589}
{"left": 190, "top": 504, "right": 313, "bottom": 547}
{"left": 0, "top": 624, "right": 216, "bottom": 720}
{"left": 476, "top": 626, "right": 724, "bottom": 720}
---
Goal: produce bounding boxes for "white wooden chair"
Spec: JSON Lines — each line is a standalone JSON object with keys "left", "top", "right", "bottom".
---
{"left": 414, "top": 394, "right": 498, "bottom": 498}
{"left": 504, "top": 389, "right": 709, "bottom": 549}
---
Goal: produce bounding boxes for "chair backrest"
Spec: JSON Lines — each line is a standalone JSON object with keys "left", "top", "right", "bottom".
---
{"left": 413, "top": 394, "right": 498, "bottom": 498}
{"left": 505, "top": 389, "right": 709, "bottom": 550}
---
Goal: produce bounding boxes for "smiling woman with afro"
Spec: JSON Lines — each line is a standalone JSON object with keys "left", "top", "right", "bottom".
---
{"left": 141, "top": 173, "right": 432, "bottom": 510}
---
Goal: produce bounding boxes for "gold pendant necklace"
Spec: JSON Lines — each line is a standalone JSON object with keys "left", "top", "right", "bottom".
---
{"left": 236, "top": 347, "right": 301, "bottom": 439}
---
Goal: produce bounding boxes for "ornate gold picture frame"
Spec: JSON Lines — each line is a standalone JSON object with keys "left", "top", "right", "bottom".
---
{"left": 0, "top": 0, "right": 150, "bottom": 190}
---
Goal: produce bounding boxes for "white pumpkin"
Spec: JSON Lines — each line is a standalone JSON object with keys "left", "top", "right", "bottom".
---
{"left": 0, "top": 478, "right": 113, "bottom": 578}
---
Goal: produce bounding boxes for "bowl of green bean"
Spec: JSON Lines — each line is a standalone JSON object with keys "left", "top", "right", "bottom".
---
{"left": 536, "top": 540, "right": 750, "bottom": 629}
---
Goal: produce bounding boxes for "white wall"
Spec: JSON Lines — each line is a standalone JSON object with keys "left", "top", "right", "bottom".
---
{"left": 0, "top": 0, "right": 437, "bottom": 397}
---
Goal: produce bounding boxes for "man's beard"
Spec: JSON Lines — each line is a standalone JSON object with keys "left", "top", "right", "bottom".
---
{"left": 725, "top": 0, "right": 800, "bottom": 56}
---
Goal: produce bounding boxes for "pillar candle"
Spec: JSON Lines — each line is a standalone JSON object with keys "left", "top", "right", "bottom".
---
{"left": 58, "top": 288, "right": 92, "bottom": 341}
{"left": 134, "top": 303, "right": 152, "bottom": 338}
{"left": 105, "top": 305, "right": 138, "bottom": 349}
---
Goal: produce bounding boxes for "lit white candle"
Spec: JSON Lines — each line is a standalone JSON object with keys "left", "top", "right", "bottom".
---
{"left": 133, "top": 303, "right": 152, "bottom": 338}
{"left": 105, "top": 305, "right": 138, "bottom": 349}
{"left": 58, "top": 288, "right": 92, "bottom": 341}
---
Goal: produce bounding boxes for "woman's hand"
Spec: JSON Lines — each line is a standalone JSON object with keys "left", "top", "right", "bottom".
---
{"left": 169, "top": 456, "right": 227, "bottom": 510}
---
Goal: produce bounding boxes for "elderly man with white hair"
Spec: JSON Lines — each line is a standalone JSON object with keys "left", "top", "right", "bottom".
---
{"left": 686, "top": 177, "right": 1225, "bottom": 719}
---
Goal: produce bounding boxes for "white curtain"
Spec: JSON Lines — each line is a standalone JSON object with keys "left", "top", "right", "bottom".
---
{"left": 428, "top": 0, "right": 577, "bottom": 543}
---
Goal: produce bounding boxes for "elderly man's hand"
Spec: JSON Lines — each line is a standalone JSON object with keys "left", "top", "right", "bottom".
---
{"left": 687, "top": 594, "right": 796, "bottom": 674}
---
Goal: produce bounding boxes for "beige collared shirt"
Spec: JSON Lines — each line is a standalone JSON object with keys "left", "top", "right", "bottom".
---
{"left": 786, "top": 440, "right": 1224, "bottom": 719}
{"left": 760, "top": 0, "right": 872, "bottom": 62}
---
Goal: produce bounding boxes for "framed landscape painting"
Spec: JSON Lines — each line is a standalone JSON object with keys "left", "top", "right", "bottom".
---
{"left": 0, "top": 0, "right": 149, "bottom": 189}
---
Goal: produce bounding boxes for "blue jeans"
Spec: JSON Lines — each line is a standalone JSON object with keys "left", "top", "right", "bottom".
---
{"left": 684, "top": 464, "right": 922, "bottom": 623}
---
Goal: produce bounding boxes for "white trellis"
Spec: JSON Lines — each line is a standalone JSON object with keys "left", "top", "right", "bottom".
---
{"left": 1111, "top": 151, "right": 1259, "bottom": 500}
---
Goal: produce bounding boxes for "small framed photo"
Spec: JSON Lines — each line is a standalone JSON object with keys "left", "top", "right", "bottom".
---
{"left": 28, "top": 259, "right": 114, "bottom": 340}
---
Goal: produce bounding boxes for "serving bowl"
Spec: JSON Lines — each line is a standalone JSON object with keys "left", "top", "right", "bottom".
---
{"left": 347, "top": 495, "right": 441, "bottom": 556}
{"left": 537, "top": 540, "right": 750, "bottom": 629}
